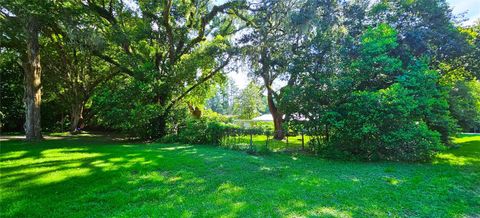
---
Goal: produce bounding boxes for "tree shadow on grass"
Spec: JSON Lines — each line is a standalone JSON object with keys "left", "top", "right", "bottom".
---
{"left": 0, "top": 135, "right": 479, "bottom": 217}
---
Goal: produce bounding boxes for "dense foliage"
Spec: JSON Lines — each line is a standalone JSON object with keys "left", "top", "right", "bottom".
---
{"left": 0, "top": 51, "right": 24, "bottom": 131}
{"left": 233, "top": 82, "right": 266, "bottom": 119}
{"left": 161, "top": 110, "right": 235, "bottom": 145}
{"left": 1, "top": 0, "right": 479, "bottom": 161}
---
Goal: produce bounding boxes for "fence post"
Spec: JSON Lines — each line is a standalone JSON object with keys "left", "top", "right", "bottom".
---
{"left": 301, "top": 130, "right": 305, "bottom": 151}
{"left": 285, "top": 130, "right": 289, "bottom": 148}
{"left": 265, "top": 131, "right": 269, "bottom": 149}
{"left": 234, "top": 129, "right": 237, "bottom": 146}
{"left": 249, "top": 130, "right": 253, "bottom": 149}
{"left": 212, "top": 130, "right": 215, "bottom": 145}
{"left": 228, "top": 129, "right": 231, "bottom": 147}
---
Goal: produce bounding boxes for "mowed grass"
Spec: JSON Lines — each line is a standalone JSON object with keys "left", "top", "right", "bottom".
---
{"left": 0, "top": 134, "right": 479, "bottom": 217}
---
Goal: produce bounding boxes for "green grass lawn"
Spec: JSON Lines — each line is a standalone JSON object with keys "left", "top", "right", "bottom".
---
{"left": 1, "top": 134, "right": 479, "bottom": 217}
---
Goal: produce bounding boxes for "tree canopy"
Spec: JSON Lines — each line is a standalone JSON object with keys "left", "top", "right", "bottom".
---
{"left": 1, "top": 0, "right": 479, "bottom": 160}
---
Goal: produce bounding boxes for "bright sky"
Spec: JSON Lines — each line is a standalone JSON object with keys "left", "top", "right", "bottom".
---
{"left": 447, "top": 0, "right": 480, "bottom": 25}
{"left": 229, "top": 0, "right": 480, "bottom": 89}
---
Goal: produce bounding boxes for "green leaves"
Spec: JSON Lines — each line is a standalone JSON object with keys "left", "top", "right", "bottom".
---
{"left": 350, "top": 24, "right": 403, "bottom": 90}
{"left": 234, "top": 82, "right": 266, "bottom": 120}
{"left": 360, "top": 24, "right": 398, "bottom": 55}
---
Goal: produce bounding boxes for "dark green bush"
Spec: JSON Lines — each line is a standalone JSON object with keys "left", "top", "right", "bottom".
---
{"left": 322, "top": 82, "right": 446, "bottom": 161}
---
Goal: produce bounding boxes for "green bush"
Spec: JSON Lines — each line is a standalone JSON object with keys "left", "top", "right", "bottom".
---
{"left": 380, "top": 123, "right": 443, "bottom": 161}
{"left": 323, "top": 82, "right": 446, "bottom": 161}
{"left": 164, "top": 111, "right": 239, "bottom": 145}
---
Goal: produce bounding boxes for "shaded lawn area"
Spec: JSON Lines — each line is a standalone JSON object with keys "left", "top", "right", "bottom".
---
{"left": 0, "top": 134, "right": 479, "bottom": 217}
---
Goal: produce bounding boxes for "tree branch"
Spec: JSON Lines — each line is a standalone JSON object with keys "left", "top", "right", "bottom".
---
{"left": 83, "top": 0, "right": 117, "bottom": 25}
{"left": 92, "top": 51, "right": 134, "bottom": 76}
{"left": 177, "top": 1, "right": 246, "bottom": 60}
{"left": 162, "top": 0, "right": 175, "bottom": 63}
{"left": 163, "top": 56, "right": 231, "bottom": 115}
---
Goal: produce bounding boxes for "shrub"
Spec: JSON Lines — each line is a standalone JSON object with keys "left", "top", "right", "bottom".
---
{"left": 323, "top": 83, "right": 446, "bottom": 161}
{"left": 165, "top": 111, "right": 239, "bottom": 145}
{"left": 380, "top": 123, "right": 444, "bottom": 161}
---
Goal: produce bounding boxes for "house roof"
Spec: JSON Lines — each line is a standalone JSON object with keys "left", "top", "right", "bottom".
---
{"left": 251, "top": 114, "right": 274, "bottom": 121}
{"left": 251, "top": 114, "right": 309, "bottom": 122}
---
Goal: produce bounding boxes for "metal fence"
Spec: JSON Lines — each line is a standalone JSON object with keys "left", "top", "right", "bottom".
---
{"left": 219, "top": 129, "right": 311, "bottom": 152}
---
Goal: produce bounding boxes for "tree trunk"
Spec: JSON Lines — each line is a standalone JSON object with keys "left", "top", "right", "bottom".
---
{"left": 70, "top": 103, "right": 84, "bottom": 133}
{"left": 152, "top": 114, "right": 167, "bottom": 139}
{"left": 267, "top": 89, "right": 284, "bottom": 140}
{"left": 260, "top": 46, "right": 284, "bottom": 140}
{"left": 187, "top": 103, "right": 202, "bottom": 119}
{"left": 23, "top": 18, "right": 42, "bottom": 141}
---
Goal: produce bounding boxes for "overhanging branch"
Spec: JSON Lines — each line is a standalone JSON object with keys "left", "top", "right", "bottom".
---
{"left": 163, "top": 56, "right": 231, "bottom": 115}
{"left": 92, "top": 51, "right": 135, "bottom": 77}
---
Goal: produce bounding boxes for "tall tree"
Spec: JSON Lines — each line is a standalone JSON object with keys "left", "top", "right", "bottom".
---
{"left": 42, "top": 31, "right": 122, "bottom": 132}
{"left": 233, "top": 82, "right": 265, "bottom": 119}
{"left": 240, "top": 0, "right": 301, "bottom": 139}
{"left": 1, "top": 1, "right": 59, "bottom": 140}
{"left": 23, "top": 17, "right": 42, "bottom": 139}
{"left": 448, "top": 80, "right": 480, "bottom": 132}
{"left": 207, "top": 78, "right": 239, "bottom": 115}
{"left": 82, "top": 0, "right": 247, "bottom": 138}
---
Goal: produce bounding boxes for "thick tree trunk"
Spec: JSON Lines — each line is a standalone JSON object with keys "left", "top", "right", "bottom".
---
{"left": 260, "top": 47, "right": 284, "bottom": 140}
{"left": 187, "top": 103, "right": 202, "bottom": 119}
{"left": 23, "top": 18, "right": 42, "bottom": 141}
{"left": 267, "top": 89, "right": 284, "bottom": 140}
{"left": 152, "top": 115, "right": 167, "bottom": 139}
{"left": 70, "top": 103, "right": 84, "bottom": 133}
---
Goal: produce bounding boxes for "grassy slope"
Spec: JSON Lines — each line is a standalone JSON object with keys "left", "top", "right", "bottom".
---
{"left": 0, "top": 134, "right": 478, "bottom": 217}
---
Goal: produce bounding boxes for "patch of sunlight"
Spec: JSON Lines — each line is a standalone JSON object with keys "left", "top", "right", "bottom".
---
{"left": 48, "top": 132, "right": 72, "bottom": 137}
{"left": 231, "top": 202, "right": 246, "bottom": 211}
{"left": 294, "top": 176, "right": 328, "bottom": 187}
{"left": 90, "top": 160, "right": 117, "bottom": 170}
{"left": 139, "top": 172, "right": 164, "bottom": 182}
{"left": 35, "top": 168, "right": 91, "bottom": 185}
{"left": 108, "top": 157, "right": 125, "bottom": 162}
{"left": 41, "top": 148, "right": 87, "bottom": 155}
{"left": 40, "top": 149, "right": 103, "bottom": 161}
{"left": 277, "top": 199, "right": 307, "bottom": 216}
{"left": 291, "top": 156, "right": 298, "bottom": 160}
{"left": 1, "top": 166, "right": 60, "bottom": 179}
{"left": 60, "top": 162, "right": 83, "bottom": 168}
{"left": 259, "top": 166, "right": 272, "bottom": 171}
{"left": 159, "top": 145, "right": 193, "bottom": 151}
{"left": 180, "top": 175, "right": 206, "bottom": 186}
{"left": 434, "top": 153, "right": 473, "bottom": 166}
{"left": 217, "top": 182, "right": 244, "bottom": 196}
{"left": 219, "top": 202, "right": 247, "bottom": 218}
{"left": 453, "top": 135, "right": 480, "bottom": 144}
{"left": 122, "top": 157, "right": 152, "bottom": 168}
{"left": 382, "top": 176, "right": 402, "bottom": 185}
{"left": 181, "top": 210, "right": 194, "bottom": 218}
{"left": 0, "top": 151, "right": 28, "bottom": 160}
{"left": 289, "top": 199, "right": 307, "bottom": 208}
{"left": 309, "top": 207, "right": 352, "bottom": 218}
{"left": 168, "top": 176, "right": 182, "bottom": 183}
